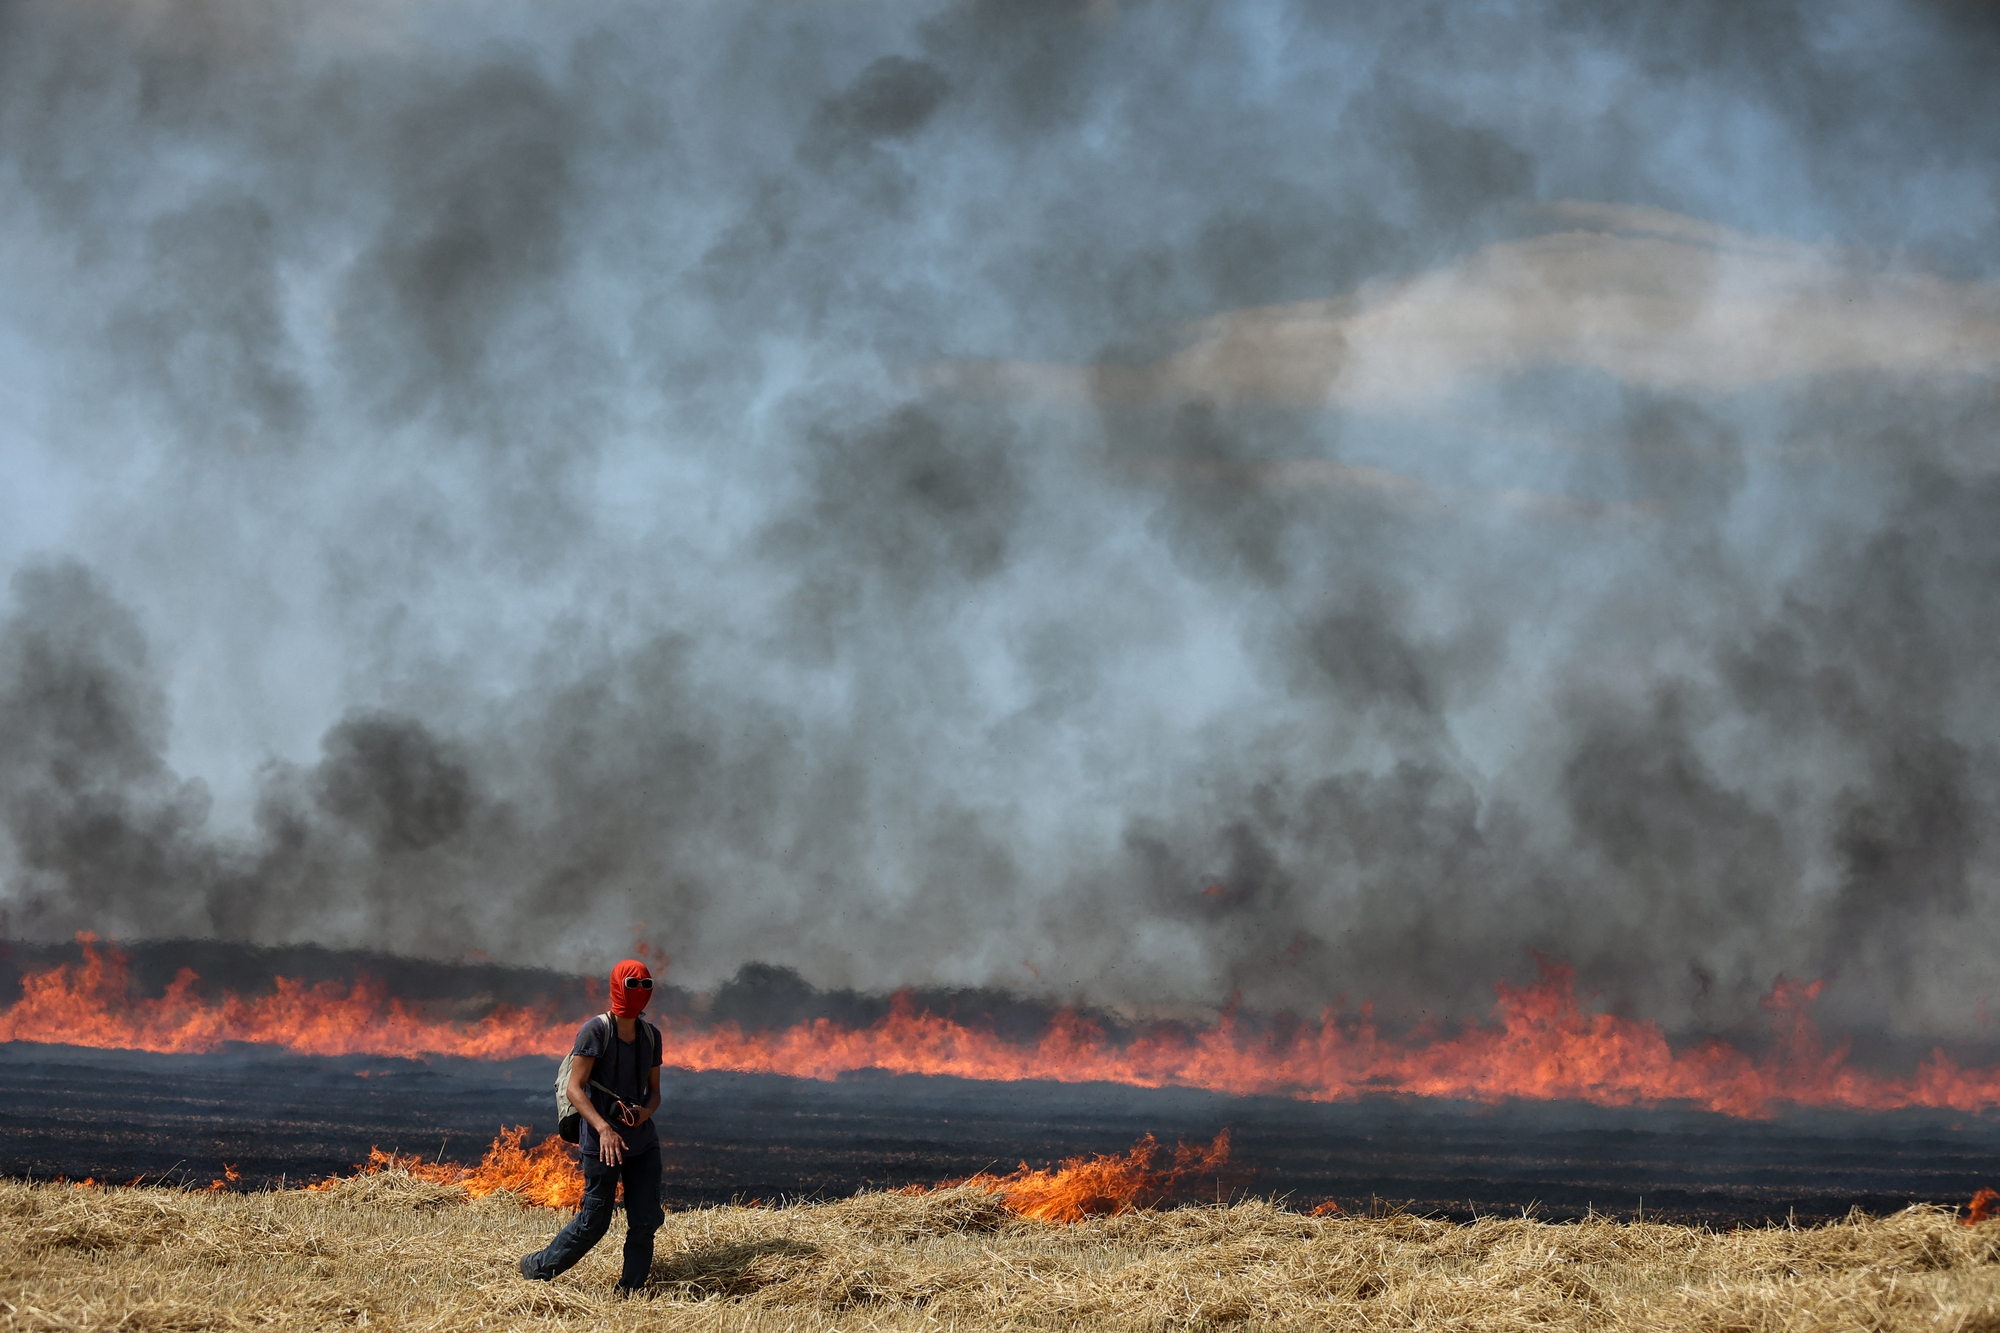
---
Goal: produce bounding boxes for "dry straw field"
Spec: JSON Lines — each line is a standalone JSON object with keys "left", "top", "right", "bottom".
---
{"left": 8, "top": 1169, "right": 2000, "bottom": 1332}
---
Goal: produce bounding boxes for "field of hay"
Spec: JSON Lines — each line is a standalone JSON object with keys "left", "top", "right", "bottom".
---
{"left": 7, "top": 1172, "right": 2000, "bottom": 1331}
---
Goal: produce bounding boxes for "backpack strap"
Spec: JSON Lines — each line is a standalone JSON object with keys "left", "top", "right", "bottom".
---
{"left": 580, "top": 1014, "right": 617, "bottom": 1113}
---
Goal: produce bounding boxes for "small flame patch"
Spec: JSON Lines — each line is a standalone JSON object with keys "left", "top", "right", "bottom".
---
{"left": 309, "top": 1126, "right": 585, "bottom": 1210}
{"left": 910, "top": 1130, "right": 1231, "bottom": 1223}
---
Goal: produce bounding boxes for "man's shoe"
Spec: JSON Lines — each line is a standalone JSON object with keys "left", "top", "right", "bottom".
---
{"left": 518, "top": 1254, "right": 550, "bottom": 1282}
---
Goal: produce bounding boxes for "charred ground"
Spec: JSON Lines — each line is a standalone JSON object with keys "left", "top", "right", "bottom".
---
{"left": 8, "top": 1041, "right": 2000, "bottom": 1228}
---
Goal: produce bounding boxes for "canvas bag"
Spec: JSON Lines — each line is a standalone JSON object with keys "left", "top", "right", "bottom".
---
{"left": 555, "top": 1012, "right": 658, "bottom": 1143}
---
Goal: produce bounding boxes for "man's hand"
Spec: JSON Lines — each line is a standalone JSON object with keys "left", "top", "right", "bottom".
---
{"left": 617, "top": 1101, "right": 653, "bottom": 1127}
{"left": 567, "top": 1053, "right": 633, "bottom": 1164}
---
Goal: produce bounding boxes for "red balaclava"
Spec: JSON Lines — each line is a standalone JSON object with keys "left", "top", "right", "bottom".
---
{"left": 609, "top": 959, "right": 653, "bottom": 1018}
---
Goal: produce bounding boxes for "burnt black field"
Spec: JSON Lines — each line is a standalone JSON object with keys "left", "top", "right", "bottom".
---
{"left": 8, "top": 941, "right": 2000, "bottom": 1225}
{"left": 6, "top": 1040, "right": 2000, "bottom": 1226}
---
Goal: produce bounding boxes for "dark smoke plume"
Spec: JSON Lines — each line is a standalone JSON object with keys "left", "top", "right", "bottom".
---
{"left": 1, "top": 0, "right": 1997, "bottom": 1044}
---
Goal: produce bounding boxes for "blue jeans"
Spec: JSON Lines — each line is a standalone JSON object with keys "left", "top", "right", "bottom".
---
{"left": 523, "top": 1146, "right": 665, "bottom": 1289}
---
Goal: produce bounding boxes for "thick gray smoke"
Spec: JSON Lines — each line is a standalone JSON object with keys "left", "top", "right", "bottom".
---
{"left": 1, "top": 0, "right": 1997, "bottom": 1043}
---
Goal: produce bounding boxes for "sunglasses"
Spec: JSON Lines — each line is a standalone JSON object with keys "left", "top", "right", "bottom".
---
{"left": 621, "top": 977, "right": 654, "bottom": 990}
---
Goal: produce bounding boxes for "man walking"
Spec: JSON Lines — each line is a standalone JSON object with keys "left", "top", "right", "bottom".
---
{"left": 519, "top": 959, "right": 665, "bottom": 1292}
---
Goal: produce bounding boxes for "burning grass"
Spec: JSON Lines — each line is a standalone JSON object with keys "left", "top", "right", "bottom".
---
{"left": 8, "top": 1173, "right": 2000, "bottom": 1330}
{"left": 304, "top": 1126, "right": 585, "bottom": 1211}
{"left": 303, "top": 1125, "right": 1238, "bottom": 1228}
{"left": 20, "top": 934, "right": 2000, "bottom": 1117}
{"left": 909, "top": 1129, "right": 1235, "bottom": 1223}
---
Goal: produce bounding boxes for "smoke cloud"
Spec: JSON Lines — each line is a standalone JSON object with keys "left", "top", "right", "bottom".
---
{"left": 1, "top": 0, "right": 1997, "bottom": 1043}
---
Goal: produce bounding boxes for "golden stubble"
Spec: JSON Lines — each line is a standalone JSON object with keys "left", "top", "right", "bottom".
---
{"left": 6, "top": 1173, "right": 2000, "bottom": 1331}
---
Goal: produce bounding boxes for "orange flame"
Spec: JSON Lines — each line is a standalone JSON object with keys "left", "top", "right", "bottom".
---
{"left": 308, "top": 1126, "right": 584, "bottom": 1210}
{"left": 203, "top": 1163, "right": 241, "bottom": 1193}
{"left": 1965, "top": 1188, "right": 2000, "bottom": 1226}
{"left": 0, "top": 935, "right": 575, "bottom": 1060}
{"left": 914, "top": 1131, "right": 1231, "bottom": 1222}
{"left": 13, "top": 935, "right": 2000, "bottom": 1118}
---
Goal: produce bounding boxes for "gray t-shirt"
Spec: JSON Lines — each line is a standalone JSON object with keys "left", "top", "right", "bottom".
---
{"left": 572, "top": 1015, "right": 663, "bottom": 1157}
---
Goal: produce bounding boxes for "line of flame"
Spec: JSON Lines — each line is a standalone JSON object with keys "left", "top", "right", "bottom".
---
{"left": 6, "top": 935, "right": 2000, "bottom": 1118}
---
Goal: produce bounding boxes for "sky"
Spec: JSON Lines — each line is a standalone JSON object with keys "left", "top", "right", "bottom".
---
{"left": 1, "top": 0, "right": 1998, "bottom": 1042}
